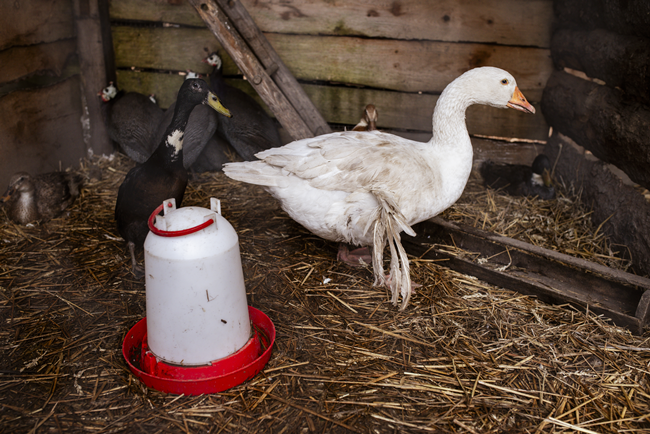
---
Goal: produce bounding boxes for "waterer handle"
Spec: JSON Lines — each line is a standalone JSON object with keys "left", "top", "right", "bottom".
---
{"left": 147, "top": 203, "right": 214, "bottom": 237}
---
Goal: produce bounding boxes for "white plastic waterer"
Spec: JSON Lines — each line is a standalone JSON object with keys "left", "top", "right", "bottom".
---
{"left": 143, "top": 197, "right": 250, "bottom": 366}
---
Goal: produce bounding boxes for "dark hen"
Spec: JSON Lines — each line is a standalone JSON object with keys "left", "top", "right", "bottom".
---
{"left": 99, "top": 82, "right": 163, "bottom": 163}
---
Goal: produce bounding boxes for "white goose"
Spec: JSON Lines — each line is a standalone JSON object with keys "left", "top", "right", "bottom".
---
{"left": 223, "top": 67, "right": 535, "bottom": 309}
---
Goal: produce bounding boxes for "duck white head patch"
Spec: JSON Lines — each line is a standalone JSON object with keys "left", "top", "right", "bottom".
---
{"left": 166, "top": 129, "right": 185, "bottom": 158}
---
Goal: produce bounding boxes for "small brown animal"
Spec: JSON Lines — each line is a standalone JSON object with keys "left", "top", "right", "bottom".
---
{"left": 1, "top": 171, "right": 84, "bottom": 225}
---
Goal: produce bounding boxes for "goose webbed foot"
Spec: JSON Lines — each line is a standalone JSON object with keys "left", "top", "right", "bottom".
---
{"left": 337, "top": 243, "right": 372, "bottom": 268}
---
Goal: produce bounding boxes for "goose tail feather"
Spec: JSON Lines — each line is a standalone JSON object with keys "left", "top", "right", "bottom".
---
{"left": 371, "top": 191, "right": 413, "bottom": 309}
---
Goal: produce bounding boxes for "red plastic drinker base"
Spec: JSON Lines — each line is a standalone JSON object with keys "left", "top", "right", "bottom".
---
{"left": 122, "top": 306, "right": 275, "bottom": 395}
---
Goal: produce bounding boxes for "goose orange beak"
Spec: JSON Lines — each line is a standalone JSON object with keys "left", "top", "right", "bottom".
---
{"left": 507, "top": 87, "right": 536, "bottom": 114}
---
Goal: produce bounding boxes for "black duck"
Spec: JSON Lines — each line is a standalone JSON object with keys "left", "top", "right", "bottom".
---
{"left": 481, "top": 154, "right": 555, "bottom": 199}
{"left": 114, "top": 79, "right": 231, "bottom": 276}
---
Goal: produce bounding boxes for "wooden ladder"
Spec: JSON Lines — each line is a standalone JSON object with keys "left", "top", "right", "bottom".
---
{"left": 187, "top": 0, "right": 332, "bottom": 141}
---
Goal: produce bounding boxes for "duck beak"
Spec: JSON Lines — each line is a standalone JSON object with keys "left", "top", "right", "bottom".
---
{"left": 507, "top": 87, "right": 536, "bottom": 114}
{"left": 1, "top": 189, "right": 12, "bottom": 202}
{"left": 206, "top": 92, "right": 232, "bottom": 117}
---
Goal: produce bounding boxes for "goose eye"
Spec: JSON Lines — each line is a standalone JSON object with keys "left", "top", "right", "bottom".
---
{"left": 501, "top": 78, "right": 509, "bottom": 85}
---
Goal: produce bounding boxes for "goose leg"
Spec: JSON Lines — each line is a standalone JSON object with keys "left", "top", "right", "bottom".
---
{"left": 128, "top": 241, "right": 145, "bottom": 279}
{"left": 337, "top": 243, "right": 372, "bottom": 267}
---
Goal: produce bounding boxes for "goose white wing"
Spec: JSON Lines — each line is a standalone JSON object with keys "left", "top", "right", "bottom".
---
{"left": 228, "top": 130, "right": 437, "bottom": 196}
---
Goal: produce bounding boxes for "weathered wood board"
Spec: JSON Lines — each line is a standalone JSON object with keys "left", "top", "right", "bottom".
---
{"left": 0, "top": 77, "right": 87, "bottom": 188}
{"left": 110, "top": 0, "right": 553, "bottom": 48}
{"left": 0, "top": 0, "right": 76, "bottom": 51}
{"left": 403, "top": 217, "right": 650, "bottom": 334}
{"left": 112, "top": 26, "right": 551, "bottom": 100}
{"left": 0, "top": 39, "right": 77, "bottom": 85}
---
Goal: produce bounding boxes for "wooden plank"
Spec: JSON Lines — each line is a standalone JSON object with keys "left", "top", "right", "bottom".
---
{"left": 403, "top": 217, "right": 650, "bottom": 334}
{"left": 112, "top": 27, "right": 552, "bottom": 100}
{"left": 187, "top": 0, "right": 323, "bottom": 140}
{"left": 0, "top": 39, "right": 77, "bottom": 86}
{"left": 0, "top": 0, "right": 76, "bottom": 50}
{"left": 116, "top": 70, "right": 549, "bottom": 139}
{"left": 551, "top": 28, "right": 650, "bottom": 104}
{"left": 541, "top": 70, "right": 650, "bottom": 190}
{"left": 214, "top": 0, "right": 331, "bottom": 136}
{"left": 110, "top": 0, "right": 553, "bottom": 47}
{"left": 111, "top": 25, "right": 225, "bottom": 74}
{"left": 0, "top": 77, "right": 87, "bottom": 188}
{"left": 544, "top": 132, "right": 650, "bottom": 277}
{"left": 74, "top": 0, "right": 113, "bottom": 156}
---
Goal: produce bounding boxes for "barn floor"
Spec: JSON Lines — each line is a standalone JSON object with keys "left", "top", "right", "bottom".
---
{"left": 1, "top": 152, "right": 649, "bottom": 433}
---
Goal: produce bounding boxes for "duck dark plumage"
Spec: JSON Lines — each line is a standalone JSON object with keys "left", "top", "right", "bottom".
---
{"left": 99, "top": 82, "right": 163, "bottom": 163}
{"left": 152, "top": 99, "right": 218, "bottom": 169}
{"left": 204, "top": 52, "right": 282, "bottom": 162}
{"left": 1, "top": 171, "right": 84, "bottom": 225}
{"left": 480, "top": 154, "right": 555, "bottom": 199}
{"left": 189, "top": 135, "right": 232, "bottom": 173}
{"left": 115, "top": 78, "right": 231, "bottom": 276}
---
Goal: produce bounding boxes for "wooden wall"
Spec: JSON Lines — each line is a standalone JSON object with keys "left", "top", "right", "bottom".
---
{"left": 0, "top": 0, "right": 83, "bottom": 188}
{"left": 0, "top": 0, "right": 113, "bottom": 189}
{"left": 109, "top": 0, "right": 553, "bottom": 143}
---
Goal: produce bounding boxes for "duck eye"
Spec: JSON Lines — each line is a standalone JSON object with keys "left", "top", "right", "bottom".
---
{"left": 501, "top": 78, "right": 509, "bottom": 85}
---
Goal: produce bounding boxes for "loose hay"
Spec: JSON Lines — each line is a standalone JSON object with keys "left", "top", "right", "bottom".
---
{"left": 0, "top": 153, "right": 648, "bottom": 433}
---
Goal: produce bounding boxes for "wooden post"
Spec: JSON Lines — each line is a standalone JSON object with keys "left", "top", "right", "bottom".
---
{"left": 187, "top": 0, "right": 331, "bottom": 140}
{"left": 73, "top": 0, "right": 113, "bottom": 156}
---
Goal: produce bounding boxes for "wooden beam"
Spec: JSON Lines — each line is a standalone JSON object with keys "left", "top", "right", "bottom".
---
{"left": 187, "top": 0, "right": 331, "bottom": 140}
{"left": 73, "top": 0, "right": 113, "bottom": 156}
{"left": 403, "top": 217, "right": 650, "bottom": 334}
{"left": 215, "top": 0, "right": 331, "bottom": 137}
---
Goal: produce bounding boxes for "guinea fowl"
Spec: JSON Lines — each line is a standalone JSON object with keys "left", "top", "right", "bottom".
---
{"left": 115, "top": 79, "right": 231, "bottom": 277}
{"left": 152, "top": 72, "right": 220, "bottom": 169}
{"left": 224, "top": 67, "right": 535, "bottom": 309}
{"left": 480, "top": 154, "right": 555, "bottom": 199}
{"left": 99, "top": 82, "right": 163, "bottom": 163}
{"left": 1, "top": 171, "right": 84, "bottom": 225}
{"left": 204, "top": 52, "right": 282, "bottom": 161}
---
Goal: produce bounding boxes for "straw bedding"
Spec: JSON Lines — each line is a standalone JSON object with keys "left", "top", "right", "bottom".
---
{"left": 1, "top": 151, "right": 648, "bottom": 433}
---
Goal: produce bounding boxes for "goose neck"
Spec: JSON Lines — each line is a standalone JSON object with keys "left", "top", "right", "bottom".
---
{"left": 430, "top": 79, "right": 473, "bottom": 146}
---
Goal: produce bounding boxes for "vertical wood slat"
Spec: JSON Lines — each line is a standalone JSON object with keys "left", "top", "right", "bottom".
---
{"left": 187, "top": 0, "right": 331, "bottom": 140}
{"left": 73, "top": 0, "right": 113, "bottom": 155}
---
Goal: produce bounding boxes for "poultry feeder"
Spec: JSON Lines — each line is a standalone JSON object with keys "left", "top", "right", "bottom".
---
{"left": 122, "top": 198, "right": 275, "bottom": 395}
